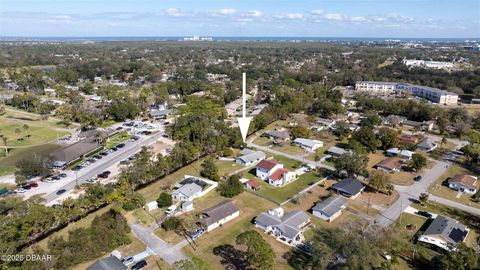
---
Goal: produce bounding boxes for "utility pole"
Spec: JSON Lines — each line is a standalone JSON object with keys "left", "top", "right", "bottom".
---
{"left": 399, "top": 200, "right": 403, "bottom": 225}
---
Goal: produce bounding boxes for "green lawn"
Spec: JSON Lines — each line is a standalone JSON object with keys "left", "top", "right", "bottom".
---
{"left": 216, "top": 160, "right": 243, "bottom": 177}
{"left": 0, "top": 112, "right": 69, "bottom": 148}
{"left": 0, "top": 143, "right": 62, "bottom": 175}
{"left": 255, "top": 172, "right": 322, "bottom": 204}
{"left": 270, "top": 154, "right": 303, "bottom": 170}
{"left": 105, "top": 132, "right": 133, "bottom": 148}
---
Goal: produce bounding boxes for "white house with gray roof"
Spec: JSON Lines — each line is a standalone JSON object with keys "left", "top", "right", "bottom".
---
{"left": 255, "top": 207, "right": 310, "bottom": 246}
{"left": 416, "top": 138, "right": 438, "bottom": 152}
{"left": 293, "top": 138, "right": 324, "bottom": 152}
{"left": 312, "top": 195, "right": 348, "bottom": 222}
{"left": 172, "top": 183, "right": 203, "bottom": 202}
{"left": 418, "top": 215, "right": 469, "bottom": 251}
{"left": 235, "top": 149, "right": 266, "bottom": 166}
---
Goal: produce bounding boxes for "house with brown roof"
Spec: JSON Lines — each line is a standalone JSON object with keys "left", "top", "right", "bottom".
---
{"left": 245, "top": 179, "right": 261, "bottom": 191}
{"left": 396, "top": 134, "right": 419, "bottom": 144}
{"left": 255, "top": 159, "right": 297, "bottom": 187}
{"left": 448, "top": 174, "right": 478, "bottom": 194}
{"left": 376, "top": 157, "right": 404, "bottom": 172}
{"left": 198, "top": 200, "right": 240, "bottom": 232}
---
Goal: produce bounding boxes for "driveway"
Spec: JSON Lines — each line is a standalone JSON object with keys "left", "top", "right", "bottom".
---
{"left": 130, "top": 222, "right": 188, "bottom": 265}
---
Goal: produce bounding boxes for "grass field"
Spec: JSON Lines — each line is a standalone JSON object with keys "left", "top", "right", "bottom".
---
{"left": 428, "top": 164, "right": 480, "bottom": 208}
{"left": 254, "top": 172, "right": 323, "bottom": 204}
{"left": 0, "top": 143, "right": 62, "bottom": 176}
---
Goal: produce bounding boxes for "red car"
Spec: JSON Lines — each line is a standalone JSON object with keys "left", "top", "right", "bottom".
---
{"left": 29, "top": 182, "right": 38, "bottom": 188}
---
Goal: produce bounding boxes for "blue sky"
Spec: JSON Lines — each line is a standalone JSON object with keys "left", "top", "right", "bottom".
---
{"left": 0, "top": 0, "right": 479, "bottom": 37}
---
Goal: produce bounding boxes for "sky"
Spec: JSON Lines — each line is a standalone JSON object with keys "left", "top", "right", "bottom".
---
{"left": 0, "top": 0, "right": 479, "bottom": 38}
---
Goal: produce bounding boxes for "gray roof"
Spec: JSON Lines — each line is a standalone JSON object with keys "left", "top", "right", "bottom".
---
{"left": 331, "top": 178, "right": 364, "bottom": 197}
{"left": 237, "top": 150, "right": 265, "bottom": 164}
{"left": 255, "top": 210, "right": 310, "bottom": 240}
{"left": 327, "top": 146, "right": 347, "bottom": 156}
{"left": 423, "top": 215, "right": 468, "bottom": 245}
{"left": 199, "top": 200, "right": 239, "bottom": 226}
{"left": 312, "top": 195, "right": 348, "bottom": 217}
{"left": 294, "top": 138, "right": 322, "bottom": 148}
{"left": 172, "top": 183, "right": 203, "bottom": 198}
{"left": 52, "top": 136, "right": 101, "bottom": 163}
{"left": 265, "top": 130, "right": 290, "bottom": 139}
{"left": 239, "top": 149, "right": 255, "bottom": 156}
{"left": 87, "top": 256, "right": 127, "bottom": 270}
{"left": 149, "top": 109, "right": 173, "bottom": 117}
{"left": 417, "top": 138, "right": 437, "bottom": 149}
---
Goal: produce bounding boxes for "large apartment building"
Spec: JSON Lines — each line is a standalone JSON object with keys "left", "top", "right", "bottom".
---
{"left": 355, "top": 81, "right": 458, "bottom": 105}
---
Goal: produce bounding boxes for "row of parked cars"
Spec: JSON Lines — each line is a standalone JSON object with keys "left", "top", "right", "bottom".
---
{"left": 72, "top": 143, "right": 127, "bottom": 171}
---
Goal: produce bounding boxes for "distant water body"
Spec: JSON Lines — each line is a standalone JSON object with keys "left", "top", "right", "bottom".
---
{"left": 1, "top": 36, "right": 478, "bottom": 43}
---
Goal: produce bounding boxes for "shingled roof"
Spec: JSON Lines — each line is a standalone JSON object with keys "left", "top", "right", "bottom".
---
{"left": 199, "top": 200, "right": 239, "bottom": 227}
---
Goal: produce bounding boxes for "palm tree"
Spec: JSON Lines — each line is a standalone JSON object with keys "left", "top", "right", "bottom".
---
{"left": 2, "top": 137, "right": 7, "bottom": 156}
{"left": 23, "top": 124, "right": 30, "bottom": 137}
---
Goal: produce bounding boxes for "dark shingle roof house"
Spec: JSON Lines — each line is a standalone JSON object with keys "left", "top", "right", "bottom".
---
{"left": 199, "top": 200, "right": 240, "bottom": 231}
{"left": 418, "top": 215, "right": 469, "bottom": 251}
{"left": 376, "top": 157, "right": 404, "bottom": 172}
{"left": 87, "top": 256, "right": 127, "bottom": 270}
{"left": 330, "top": 178, "right": 365, "bottom": 198}
{"left": 264, "top": 130, "right": 290, "bottom": 140}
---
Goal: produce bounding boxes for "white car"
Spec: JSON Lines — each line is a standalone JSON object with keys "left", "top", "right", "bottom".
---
{"left": 14, "top": 188, "right": 26, "bottom": 193}
{"left": 165, "top": 205, "right": 177, "bottom": 215}
{"left": 46, "top": 177, "right": 56, "bottom": 183}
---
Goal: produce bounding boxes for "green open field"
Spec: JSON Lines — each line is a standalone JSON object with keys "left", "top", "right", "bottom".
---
{"left": 0, "top": 108, "right": 71, "bottom": 175}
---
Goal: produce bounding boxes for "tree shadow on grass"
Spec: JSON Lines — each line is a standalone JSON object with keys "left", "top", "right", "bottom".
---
{"left": 213, "top": 244, "right": 253, "bottom": 270}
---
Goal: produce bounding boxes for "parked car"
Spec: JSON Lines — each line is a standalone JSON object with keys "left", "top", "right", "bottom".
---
{"left": 59, "top": 173, "right": 67, "bottom": 178}
{"left": 14, "top": 188, "right": 27, "bottom": 193}
{"left": 100, "top": 151, "right": 108, "bottom": 156}
{"left": 111, "top": 147, "right": 118, "bottom": 151}
{"left": 97, "top": 173, "right": 108, "bottom": 179}
{"left": 416, "top": 211, "right": 432, "bottom": 219}
{"left": 56, "top": 189, "right": 66, "bottom": 195}
{"left": 103, "top": 171, "right": 111, "bottom": 175}
{"left": 72, "top": 166, "right": 82, "bottom": 171}
{"left": 117, "top": 143, "right": 126, "bottom": 148}
{"left": 29, "top": 182, "right": 38, "bottom": 188}
{"left": 121, "top": 256, "right": 134, "bottom": 265}
{"left": 21, "top": 185, "right": 31, "bottom": 190}
{"left": 165, "top": 205, "right": 177, "bottom": 215}
{"left": 189, "top": 228, "right": 206, "bottom": 239}
{"left": 413, "top": 175, "right": 422, "bottom": 181}
{"left": 46, "top": 178, "right": 56, "bottom": 183}
{"left": 131, "top": 260, "right": 147, "bottom": 270}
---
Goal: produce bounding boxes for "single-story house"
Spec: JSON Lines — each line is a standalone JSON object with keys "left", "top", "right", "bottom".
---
{"left": 172, "top": 183, "right": 203, "bottom": 202}
{"left": 330, "top": 178, "right": 365, "bottom": 199}
{"left": 376, "top": 157, "right": 404, "bottom": 172}
{"left": 314, "top": 118, "right": 336, "bottom": 130}
{"left": 311, "top": 195, "right": 348, "bottom": 222}
{"left": 149, "top": 109, "right": 174, "bottom": 119}
{"left": 87, "top": 256, "right": 127, "bottom": 270}
{"left": 199, "top": 200, "right": 240, "bottom": 232}
{"left": 326, "top": 146, "right": 347, "bottom": 157}
{"left": 384, "top": 115, "right": 407, "bottom": 126}
{"left": 255, "top": 207, "right": 310, "bottom": 246}
{"left": 244, "top": 179, "right": 262, "bottom": 191}
{"left": 397, "top": 134, "right": 419, "bottom": 144}
{"left": 418, "top": 215, "right": 469, "bottom": 251}
{"left": 293, "top": 138, "right": 324, "bottom": 152}
{"left": 386, "top": 148, "right": 415, "bottom": 160}
{"left": 403, "top": 120, "right": 435, "bottom": 131}
{"left": 235, "top": 149, "right": 266, "bottom": 166}
{"left": 264, "top": 130, "right": 290, "bottom": 142}
{"left": 447, "top": 174, "right": 478, "bottom": 194}
{"left": 417, "top": 138, "right": 438, "bottom": 152}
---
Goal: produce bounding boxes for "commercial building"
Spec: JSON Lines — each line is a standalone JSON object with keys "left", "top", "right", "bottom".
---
{"left": 355, "top": 81, "right": 458, "bottom": 105}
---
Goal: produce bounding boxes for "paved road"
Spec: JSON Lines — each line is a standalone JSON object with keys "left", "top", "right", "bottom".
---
{"left": 429, "top": 194, "right": 480, "bottom": 216}
{"left": 374, "top": 160, "right": 450, "bottom": 227}
{"left": 130, "top": 222, "right": 187, "bottom": 265}
{"left": 246, "top": 141, "right": 335, "bottom": 171}
{"left": 42, "top": 132, "right": 163, "bottom": 204}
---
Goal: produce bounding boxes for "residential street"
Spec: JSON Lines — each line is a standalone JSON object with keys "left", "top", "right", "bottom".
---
{"left": 130, "top": 222, "right": 188, "bottom": 265}
{"left": 429, "top": 194, "right": 480, "bottom": 216}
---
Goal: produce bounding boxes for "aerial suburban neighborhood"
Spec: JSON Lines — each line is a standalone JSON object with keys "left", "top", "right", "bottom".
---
{"left": 0, "top": 1, "right": 479, "bottom": 270}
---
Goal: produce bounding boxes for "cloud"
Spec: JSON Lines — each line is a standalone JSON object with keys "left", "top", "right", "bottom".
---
{"left": 274, "top": 13, "right": 304, "bottom": 20}
{"left": 164, "top": 8, "right": 185, "bottom": 17}
{"left": 219, "top": 8, "right": 236, "bottom": 15}
{"left": 310, "top": 9, "right": 324, "bottom": 15}
{"left": 248, "top": 10, "right": 262, "bottom": 17}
